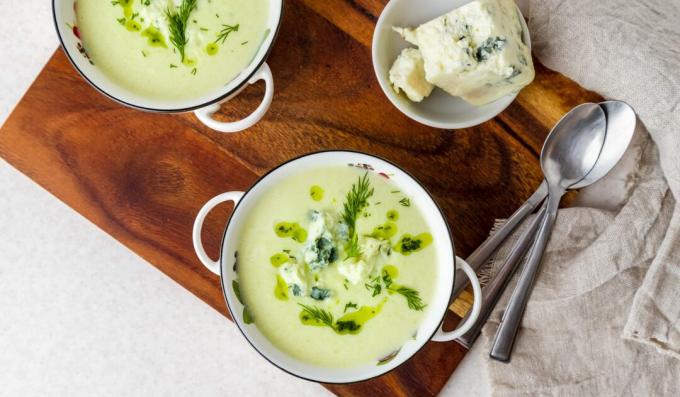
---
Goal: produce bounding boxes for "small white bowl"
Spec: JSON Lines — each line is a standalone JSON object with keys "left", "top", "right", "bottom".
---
{"left": 372, "top": 0, "right": 532, "bottom": 129}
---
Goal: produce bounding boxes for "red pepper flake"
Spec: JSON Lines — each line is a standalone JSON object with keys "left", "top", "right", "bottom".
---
{"left": 72, "top": 25, "right": 80, "bottom": 39}
{"left": 378, "top": 172, "right": 390, "bottom": 179}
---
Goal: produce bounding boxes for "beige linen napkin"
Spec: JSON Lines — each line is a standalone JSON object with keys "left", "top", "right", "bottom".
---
{"left": 477, "top": 0, "right": 680, "bottom": 395}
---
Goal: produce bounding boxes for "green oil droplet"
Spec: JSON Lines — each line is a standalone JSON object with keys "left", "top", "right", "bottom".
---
{"left": 394, "top": 233, "right": 433, "bottom": 255}
{"left": 335, "top": 301, "right": 385, "bottom": 334}
{"left": 382, "top": 264, "right": 399, "bottom": 280}
{"left": 243, "top": 306, "right": 254, "bottom": 324}
{"left": 270, "top": 253, "right": 290, "bottom": 267}
{"left": 310, "top": 185, "right": 324, "bottom": 201}
{"left": 118, "top": 0, "right": 134, "bottom": 18}
{"left": 274, "top": 222, "right": 308, "bottom": 243}
{"left": 142, "top": 27, "right": 167, "bottom": 47}
{"left": 232, "top": 280, "right": 243, "bottom": 304}
{"left": 274, "top": 275, "right": 289, "bottom": 301}
{"left": 206, "top": 42, "right": 219, "bottom": 55}
{"left": 125, "top": 20, "right": 142, "bottom": 32}
{"left": 370, "top": 221, "right": 398, "bottom": 239}
{"left": 386, "top": 209, "right": 399, "bottom": 221}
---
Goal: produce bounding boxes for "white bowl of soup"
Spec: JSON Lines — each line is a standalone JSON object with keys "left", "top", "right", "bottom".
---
{"left": 192, "top": 151, "right": 482, "bottom": 383}
{"left": 52, "top": 0, "right": 282, "bottom": 133}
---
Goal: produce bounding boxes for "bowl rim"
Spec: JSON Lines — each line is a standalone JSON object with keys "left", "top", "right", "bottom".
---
{"left": 51, "top": 0, "right": 284, "bottom": 113}
{"left": 216, "top": 149, "right": 458, "bottom": 384}
{"left": 371, "top": 0, "right": 530, "bottom": 129}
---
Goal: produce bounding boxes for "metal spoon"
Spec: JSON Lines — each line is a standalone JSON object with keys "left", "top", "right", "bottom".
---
{"left": 489, "top": 103, "right": 608, "bottom": 362}
{"left": 452, "top": 101, "right": 636, "bottom": 299}
{"left": 456, "top": 101, "right": 636, "bottom": 348}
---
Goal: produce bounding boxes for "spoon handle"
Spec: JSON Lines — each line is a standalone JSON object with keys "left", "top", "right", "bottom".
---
{"left": 489, "top": 189, "right": 561, "bottom": 362}
{"left": 456, "top": 202, "right": 547, "bottom": 348}
{"left": 452, "top": 181, "right": 548, "bottom": 299}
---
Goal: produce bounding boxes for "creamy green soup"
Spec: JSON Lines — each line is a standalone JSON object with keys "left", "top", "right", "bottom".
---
{"left": 76, "top": 0, "right": 269, "bottom": 100}
{"left": 236, "top": 166, "right": 438, "bottom": 368}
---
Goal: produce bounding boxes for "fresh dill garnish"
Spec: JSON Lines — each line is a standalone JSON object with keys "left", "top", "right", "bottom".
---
{"left": 341, "top": 173, "right": 374, "bottom": 260}
{"left": 390, "top": 190, "right": 400, "bottom": 193}
{"left": 191, "top": 67, "right": 197, "bottom": 75}
{"left": 215, "top": 24, "right": 240, "bottom": 44}
{"left": 117, "top": 17, "right": 126, "bottom": 25}
{"left": 141, "top": 50, "right": 148, "bottom": 57}
{"left": 391, "top": 286, "right": 426, "bottom": 311}
{"left": 110, "top": 1, "right": 119, "bottom": 5}
{"left": 365, "top": 276, "right": 382, "bottom": 297}
{"left": 399, "top": 197, "right": 411, "bottom": 207}
{"left": 131, "top": 12, "right": 139, "bottom": 20}
{"left": 344, "top": 233, "right": 362, "bottom": 259}
{"left": 382, "top": 270, "right": 393, "bottom": 289}
{"left": 142, "top": 0, "right": 151, "bottom": 5}
{"left": 169, "top": 64, "right": 178, "bottom": 68}
{"left": 165, "top": 0, "right": 198, "bottom": 62}
{"left": 200, "top": 27, "right": 208, "bottom": 31}
{"left": 344, "top": 302, "right": 358, "bottom": 313}
{"left": 299, "top": 304, "right": 335, "bottom": 329}
{"left": 241, "top": 41, "right": 249, "bottom": 45}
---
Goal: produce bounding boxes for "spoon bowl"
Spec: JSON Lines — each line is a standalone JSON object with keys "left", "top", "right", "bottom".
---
{"left": 572, "top": 101, "right": 637, "bottom": 188}
{"left": 541, "top": 103, "right": 608, "bottom": 189}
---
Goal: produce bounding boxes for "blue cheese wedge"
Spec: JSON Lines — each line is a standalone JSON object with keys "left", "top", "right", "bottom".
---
{"left": 389, "top": 48, "right": 434, "bottom": 102}
{"left": 393, "top": 0, "right": 534, "bottom": 106}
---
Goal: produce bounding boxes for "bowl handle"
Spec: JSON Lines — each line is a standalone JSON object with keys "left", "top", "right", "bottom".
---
{"left": 192, "top": 191, "right": 245, "bottom": 275}
{"left": 431, "top": 257, "right": 483, "bottom": 342}
{"left": 194, "top": 63, "right": 274, "bottom": 133}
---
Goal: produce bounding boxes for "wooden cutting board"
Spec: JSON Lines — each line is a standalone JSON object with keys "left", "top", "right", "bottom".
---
{"left": 0, "top": 1, "right": 602, "bottom": 395}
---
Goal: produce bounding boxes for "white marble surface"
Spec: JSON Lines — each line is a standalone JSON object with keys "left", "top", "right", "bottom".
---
{"left": 0, "top": 1, "right": 482, "bottom": 396}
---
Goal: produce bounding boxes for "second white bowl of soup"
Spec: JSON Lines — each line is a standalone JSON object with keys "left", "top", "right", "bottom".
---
{"left": 53, "top": 0, "right": 282, "bottom": 133}
{"left": 192, "top": 151, "right": 482, "bottom": 383}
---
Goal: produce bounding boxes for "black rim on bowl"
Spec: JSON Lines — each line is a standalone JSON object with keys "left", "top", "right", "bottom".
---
{"left": 216, "top": 149, "right": 458, "bottom": 384}
{"left": 51, "top": 0, "right": 284, "bottom": 113}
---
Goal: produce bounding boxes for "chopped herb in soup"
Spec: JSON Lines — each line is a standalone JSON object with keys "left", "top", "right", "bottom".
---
{"left": 75, "top": 0, "right": 269, "bottom": 100}
{"left": 237, "top": 167, "right": 437, "bottom": 368}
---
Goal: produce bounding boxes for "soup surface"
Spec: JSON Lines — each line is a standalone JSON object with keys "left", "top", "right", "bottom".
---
{"left": 76, "top": 0, "right": 269, "bottom": 101}
{"left": 236, "top": 166, "right": 438, "bottom": 367}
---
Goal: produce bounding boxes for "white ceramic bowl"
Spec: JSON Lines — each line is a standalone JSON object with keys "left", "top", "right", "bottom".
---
{"left": 52, "top": 0, "right": 283, "bottom": 133}
{"left": 192, "top": 151, "right": 482, "bottom": 383}
{"left": 372, "top": 0, "right": 532, "bottom": 129}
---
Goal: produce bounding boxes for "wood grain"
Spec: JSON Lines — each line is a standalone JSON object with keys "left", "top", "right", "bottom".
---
{"left": 0, "top": 0, "right": 602, "bottom": 395}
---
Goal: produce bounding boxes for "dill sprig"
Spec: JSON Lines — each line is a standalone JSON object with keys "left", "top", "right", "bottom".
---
{"left": 299, "top": 304, "right": 335, "bottom": 329}
{"left": 165, "top": 0, "right": 197, "bottom": 62}
{"left": 215, "top": 23, "right": 240, "bottom": 44}
{"left": 341, "top": 173, "right": 374, "bottom": 260}
{"left": 344, "top": 233, "right": 362, "bottom": 259}
{"left": 391, "top": 285, "right": 426, "bottom": 311}
{"left": 364, "top": 275, "right": 382, "bottom": 297}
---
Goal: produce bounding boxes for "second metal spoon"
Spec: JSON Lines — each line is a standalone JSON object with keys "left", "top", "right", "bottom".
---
{"left": 489, "top": 103, "right": 607, "bottom": 362}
